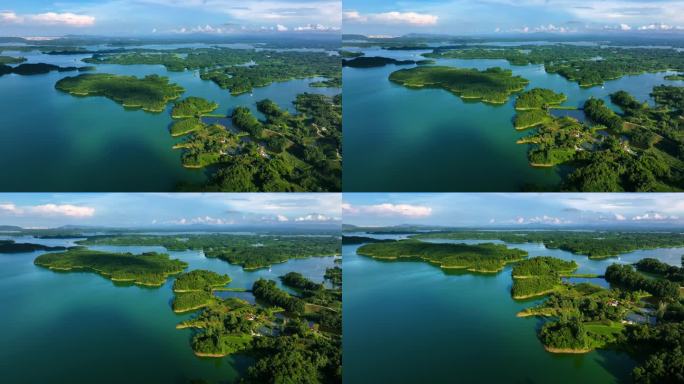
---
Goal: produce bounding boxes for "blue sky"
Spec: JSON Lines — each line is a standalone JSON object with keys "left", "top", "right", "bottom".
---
{"left": 0, "top": 0, "right": 340, "bottom": 36}
{"left": 343, "top": 193, "right": 684, "bottom": 228}
{"left": 343, "top": 0, "right": 684, "bottom": 35}
{"left": 0, "top": 193, "right": 341, "bottom": 228}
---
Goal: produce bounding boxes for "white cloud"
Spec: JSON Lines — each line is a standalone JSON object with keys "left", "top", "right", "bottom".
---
{"left": 513, "top": 215, "right": 570, "bottom": 225}
{"left": 631, "top": 212, "right": 679, "bottom": 221}
{"left": 0, "top": 203, "right": 20, "bottom": 214}
{"left": 170, "top": 216, "right": 234, "bottom": 225}
{"left": 276, "top": 24, "right": 288, "bottom": 31}
{"left": 0, "top": 11, "right": 20, "bottom": 23}
{"left": 134, "top": 0, "right": 341, "bottom": 28}
{"left": 343, "top": 10, "right": 438, "bottom": 26}
{"left": 343, "top": 203, "right": 433, "bottom": 218}
{"left": 276, "top": 214, "right": 289, "bottom": 222}
{"left": 30, "top": 12, "right": 95, "bottom": 26}
{"left": 620, "top": 23, "right": 631, "bottom": 30}
{"left": 30, "top": 204, "right": 95, "bottom": 217}
{"left": 294, "top": 213, "right": 336, "bottom": 222}
{"left": 0, "top": 10, "right": 95, "bottom": 27}
{"left": 0, "top": 203, "right": 95, "bottom": 218}
{"left": 614, "top": 213, "right": 626, "bottom": 221}
{"left": 343, "top": 11, "right": 366, "bottom": 22}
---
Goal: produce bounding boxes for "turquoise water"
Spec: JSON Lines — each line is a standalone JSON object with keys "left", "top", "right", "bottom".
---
{"left": 343, "top": 235, "right": 683, "bottom": 384}
{"left": 0, "top": 48, "right": 339, "bottom": 191}
{"left": 0, "top": 236, "right": 338, "bottom": 384}
{"left": 342, "top": 47, "right": 684, "bottom": 191}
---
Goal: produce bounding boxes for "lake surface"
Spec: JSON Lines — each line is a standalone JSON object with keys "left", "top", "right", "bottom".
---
{"left": 343, "top": 234, "right": 683, "bottom": 383}
{"left": 0, "top": 236, "right": 338, "bottom": 384}
{"left": 342, "top": 47, "right": 684, "bottom": 191}
{"left": 0, "top": 47, "right": 339, "bottom": 191}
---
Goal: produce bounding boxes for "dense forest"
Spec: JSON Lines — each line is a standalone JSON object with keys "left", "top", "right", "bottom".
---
{"left": 0, "top": 62, "right": 92, "bottom": 77}
{"left": 634, "top": 257, "right": 684, "bottom": 284}
{"left": 84, "top": 48, "right": 340, "bottom": 95}
{"left": 605, "top": 264, "right": 680, "bottom": 301}
{"left": 34, "top": 247, "right": 187, "bottom": 286}
{"left": 520, "top": 257, "right": 684, "bottom": 382}
{"left": 199, "top": 93, "right": 342, "bottom": 192}
{"left": 342, "top": 56, "right": 429, "bottom": 68}
{"left": 413, "top": 230, "right": 684, "bottom": 259}
{"left": 79, "top": 234, "right": 340, "bottom": 270}
{"left": 174, "top": 267, "right": 341, "bottom": 383}
{"left": 509, "top": 84, "right": 684, "bottom": 191}
{"left": 55, "top": 73, "right": 184, "bottom": 113}
{"left": 357, "top": 239, "right": 528, "bottom": 273}
{"left": 425, "top": 45, "right": 684, "bottom": 87}
{"left": 0, "top": 239, "right": 68, "bottom": 253}
{"left": 511, "top": 257, "right": 578, "bottom": 299}
{"left": 389, "top": 66, "right": 529, "bottom": 104}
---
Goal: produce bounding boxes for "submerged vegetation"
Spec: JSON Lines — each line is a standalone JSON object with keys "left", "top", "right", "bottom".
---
{"left": 34, "top": 247, "right": 187, "bottom": 286}
{"left": 389, "top": 66, "right": 528, "bottom": 104}
{"left": 55, "top": 73, "right": 184, "bottom": 113}
{"left": 357, "top": 239, "right": 528, "bottom": 273}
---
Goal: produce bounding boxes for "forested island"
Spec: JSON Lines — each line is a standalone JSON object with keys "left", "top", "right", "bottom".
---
{"left": 388, "top": 66, "right": 528, "bottom": 104}
{"left": 357, "top": 239, "right": 528, "bottom": 273}
{"left": 84, "top": 48, "right": 340, "bottom": 95}
{"left": 413, "top": 230, "right": 684, "bottom": 259}
{"left": 0, "top": 239, "right": 68, "bottom": 253}
{"left": 511, "top": 257, "right": 578, "bottom": 299}
{"left": 176, "top": 270, "right": 341, "bottom": 383}
{"left": 0, "top": 63, "right": 93, "bottom": 77}
{"left": 164, "top": 91, "right": 341, "bottom": 190}
{"left": 518, "top": 258, "right": 684, "bottom": 383}
{"left": 78, "top": 234, "right": 340, "bottom": 270}
{"left": 513, "top": 88, "right": 570, "bottom": 130}
{"left": 342, "top": 56, "right": 431, "bottom": 68}
{"left": 55, "top": 73, "right": 184, "bottom": 113}
{"left": 0, "top": 55, "right": 26, "bottom": 64}
{"left": 425, "top": 45, "right": 684, "bottom": 87}
{"left": 172, "top": 270, "right": 233, "bottom": 313}
{"left": 513, "top": 85, "right": 684, "bottom": 191}
{"left": 34, "top": 247, "right": 187, "bottom": 286}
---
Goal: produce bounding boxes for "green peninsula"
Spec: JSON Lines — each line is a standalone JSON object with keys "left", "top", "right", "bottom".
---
{"left": 511, "top": 257, "right": 578, "bottom": 299}
{"left": 357, "top": 239, "right": 528, "bottom": 273}
{"left": 0, "top": 240, "right": 68, "bottom": 253}
{"left": 388, "top": 66, "right": 528, "bottom": 104}
{"left": 34, "top": 247, "right": 187, "bottom": 287}
{"left": 170, "top": 96, "right": 219, "bottom": 119}
{"left": 55, "top": 73, "right": 184, "bottom": 113}
{"left": 0, "top": 55, "right": 26, "bottom": 64}
{"left": 172, "top": 270, "right": 232, "bottom": 313}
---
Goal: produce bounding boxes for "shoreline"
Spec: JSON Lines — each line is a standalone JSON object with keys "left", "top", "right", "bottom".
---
{"left": 543, "top": 345, "right": 592, "bottom": 354}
